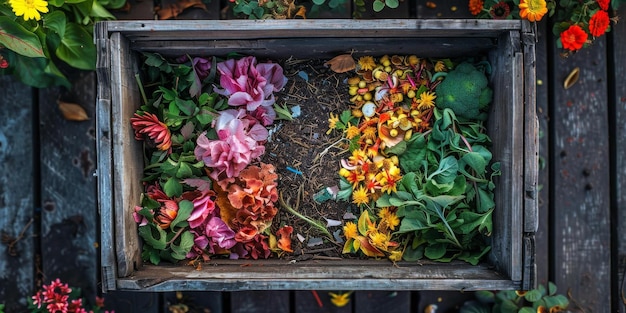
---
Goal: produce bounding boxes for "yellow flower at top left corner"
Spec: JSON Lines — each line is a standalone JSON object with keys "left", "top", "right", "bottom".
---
{"left": 9, "top": 0, "right": 49, "bottom": 21}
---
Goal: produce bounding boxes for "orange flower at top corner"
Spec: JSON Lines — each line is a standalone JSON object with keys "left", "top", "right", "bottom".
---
{"left": 518, "top": 0, "right": 548, "bottom": 22}
{"left": 469, "top": 0, "right": 484, "bottom": 15}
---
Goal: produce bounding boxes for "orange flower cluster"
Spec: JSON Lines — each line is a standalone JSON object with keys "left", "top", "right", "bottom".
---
{"left": 330, "top": 55, "right": 446, "bottom": 206}
{"left": 470, "top": 0, "right": 618, "bottom": 54}
{"left": 342, "top": 209, "right": 401, "bottom": 260}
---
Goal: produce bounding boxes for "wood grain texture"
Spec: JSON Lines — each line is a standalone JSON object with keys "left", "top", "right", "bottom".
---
{"left": 104, "top": 290, "right": 160, "bottom": 312}
{"left": 611, "top": 5, "right": 626, "bottom": 313}
{"left": 353, "top": 291, "right": 411, "bottom": 313}
{"left": 534, "top": 19, "right": 550, "bottom": 287}
{"left": 38, "top": 70, "right": 99, "bottom": 303}
{"left": 0, "top": 76, "right": 35, "bottom": 312}
{"left": 550, "top": 38, "right": 611, "bottom": 313}
{"left": 230, "top": 291, "right": 290, "bottom": 313}
{"left": 163, "top": 291, "right": 223, "bottom": 313}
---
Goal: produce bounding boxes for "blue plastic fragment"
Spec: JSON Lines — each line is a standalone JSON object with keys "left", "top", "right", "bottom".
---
{"left": 286, "top": 166, "right": 302, "bottom": 175}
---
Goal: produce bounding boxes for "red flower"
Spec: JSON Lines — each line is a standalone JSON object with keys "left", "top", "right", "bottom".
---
{"left": 490, "top": 1, "right": 511, "bottom": 19}
{"left": 130, "top": 112, "right": 172, "bottom": 152}
{"left": 560, "top": 25, "right": 588, "bottom": 51}
{"left": 468, "top": 0, "right": 484, "bottom": 15}
{"left": 588, "top": 10, "right": 610, "bottom": 37}
{"left": 596, "top": 0, "right": 609, "bottom": 10}
{"left": 0, "top": 56, "right": 8, "bottom": 69}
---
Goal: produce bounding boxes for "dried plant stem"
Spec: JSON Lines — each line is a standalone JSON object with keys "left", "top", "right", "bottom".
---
{"left": 279, "top": 190, "right": 334, "bottom": 241}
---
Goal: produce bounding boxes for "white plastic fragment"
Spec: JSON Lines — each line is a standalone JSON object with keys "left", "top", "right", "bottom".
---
{"left": 307, "top": 237, "right": 324, "bottom": 247}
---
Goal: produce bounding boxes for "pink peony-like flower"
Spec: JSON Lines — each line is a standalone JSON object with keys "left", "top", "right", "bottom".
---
{"left": 205, "top": 217, "right": 237, "bottom": 249}
{"left": 194, "top": 109, "right": 269, "bottom": 186}
{"left": 214, "top": 56, "right": 287, "bottom": 112}
{"left": 250, "top": 105, "right": 277, "bottom": 126}
{"left": 181, "top": 189, "right": 217, "bottom": 229}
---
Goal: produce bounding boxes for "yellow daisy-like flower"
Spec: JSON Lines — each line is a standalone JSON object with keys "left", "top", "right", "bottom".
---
{"left": 352, "top": 186, "right": 369, "bottom": 206}
{"left": 385, "top": 212, "right": 400, "bottom": 230}
{"left": 9, "top": 0, "right": 49, "bottom": 21}
{"left": 417, "top": 91, "right": 437, "bottom": 111}
{"left": 358, "top": 56, "right": 377, "bottom": 71}
{"left": 326, "top": 112, "right": 339, "bottom": 134}
{"left": 378, "top": 207, "right": 392, "bottom": 219}
{"left": 519, "top": 0, "right": 547, "bottom": 22}
{"left": 369, "top": 231, "right": 389, "bottom": 249}
{"left": 434, "top": 61, "right": 447, "bottom": 72}
{"left": 345, "top": 124, "right": 360, "bottom": 139}
{"left": 343, "top": 222, "right": 358, "bottom": 239}
{"left": 362, "top": 126, "right": 377, "bottom": 142}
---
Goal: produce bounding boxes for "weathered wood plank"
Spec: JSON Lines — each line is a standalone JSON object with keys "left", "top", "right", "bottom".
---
{"left": 612, "top": 5, "right": 626, "bottom": 313}
{"left": 353, "top": 291, "right": 411, "bottom": 313}
{"left": 230, "top": 291, "right": 290, "bottom": 313}
{"left": 38, "top": 70, "right": 99, "bottom": 302}
{"left": 0, "top": 76, "right": 35, "bottom": 312}
{"left": 534, "top": 19, "right": 550, "bottom": 286}
{"left": 103, "top": 291, "right": 160, "bottom": 312}
{"left": 417, "top": 291, "right": 475, "bottom": 313}
{"left": 163, "top": 291, "right": 223, "bottom": 313}
{"left": 294, "top": 290, "right": 352, "bottom": 313}
{"left": 550, "top": 36, "right": 611, "bottom": 312}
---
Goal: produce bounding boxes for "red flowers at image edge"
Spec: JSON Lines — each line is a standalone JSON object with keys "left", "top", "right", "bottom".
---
{"left": 560, "top": 25, "right": 588, "bottom": 51}
{"left": 597, "top": 0, "right": 609, "bottom": 10}
{"left": 0, "top": 55, "right": 8, "bottom": 69}
{"left": 589, "top": 10, "right": 610, "bottom": 37}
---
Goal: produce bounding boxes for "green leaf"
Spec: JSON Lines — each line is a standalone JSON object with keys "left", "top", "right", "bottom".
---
{"left": 428, "top": 155, "right": 458, "bottom": 184}
{"left": 548, "top": 281, "right": 557, "bottom": 295}
{"left": 424, "top": 243, "right": 447, "bottom": 259}
{"left": 373, "top": 0, "right": 385, "bottom": 11}
{"left": 476, "top": 187, "right": 495, "bottom": 213}
{"left": 498, "top": 299, "right": 519, "bottom": 313}
{"left": 56, "top": 23, "right": 96, "bottom": 70}
{"left": 43, "top": 11, "right": 67, "bottom": 37}
{"left": 459, "top": 300, "right": 491, "bottom": 313}
{"left": 385, "top": 0, "right": 399, "bottom": 8}
{"left": 402, "top": 243, "right": 424, "bottom": 261}
{"left": 458, "top": 209, "right": 493, "bottom": 235}
{"left": 0, "top": 17, "right": 45, "bottom": 58}
{"left": 90, "top": 0, "right": 117, "bottom": 19}
{"left": 524, "top": 289, "right": 543, "bottom": 303}
{"left": 164, "top": 177, "right": 183, "bottom": 197}
{"left": 138, "top": 224, "right": 167, "bottom": 250}
{"left": 474, "top": 290, "right": 495, "bottom": 304}
{"left": 170, "top": 200, "right": 193, "bottom": 230}
{"left": 518, "top": 307, "right": 535, "bottom": 313}
{"left": 175, "top": 97, "right": 196, "bottom": 116}
{"left": 176, "top": 162, "right": 193, "bottom": 179}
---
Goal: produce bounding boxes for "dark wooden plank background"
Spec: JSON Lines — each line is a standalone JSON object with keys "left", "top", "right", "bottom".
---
{"left": 1, "top": 2, "right": 625, "bottom": 312}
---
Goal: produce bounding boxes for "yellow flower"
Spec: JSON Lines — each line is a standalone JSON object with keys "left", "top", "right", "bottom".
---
{"left": 378, "top": 207, "right": 392, "bottom": 219}
{"left": 369, "top": 231, "right": 389, "bottom": 249}
{"left": 362, "top": 126, "right": 377, "bottom": 142}
{"left": 9, "top": 0, "right": 49, "bottom": 21}
{"left": 388, "top": 250, "right": 403, "bottom": 262}
{"left": 345, "top": 124, "right": 360, "bottom": 139}
{"left": 327, "top": 112, "right": 339, "bottom": 134}
{"left": 385, "top": 212, "right": 400, "bottom": 230}
{"left": 352, "top": 186, "right": 369, "bottom": 206}
{"left": 329, "top": 292, "right": 352, "bottom": 307}
{"left": 417, "top": 91, "right": 436, "bottom": 111}
{"left": 519, "top": 0, "right": 547, "bottom": 22}
{"left": 343, "top": 222, "right": 358, "bottom": 239}
{"left": 434, "top": 61, "right": 447, "bottom": 72}
{"left": 358, "top": 56, "right": 376, "bottom": 71}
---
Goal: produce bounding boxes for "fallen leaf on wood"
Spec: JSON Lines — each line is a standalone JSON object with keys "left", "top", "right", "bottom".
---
{"left": 58, "top": 100, "right": 89, "bottom": 121}
{"left": 156, "top": 0, "right": 207, "bottom": 20}
{"left": 324, "top": 54, "right": 355, "bottom": 73}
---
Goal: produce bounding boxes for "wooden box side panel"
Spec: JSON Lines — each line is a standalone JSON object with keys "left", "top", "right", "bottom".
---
{"left": 486, "top": 30, "right": 524, "bottom": 282}
{"left": 111, "top": 32, "right": 143, "bottom": 278}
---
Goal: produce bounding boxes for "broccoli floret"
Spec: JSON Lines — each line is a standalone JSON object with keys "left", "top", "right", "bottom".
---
{"left": 434, "top": 62, "right": 493, "bottom": 121}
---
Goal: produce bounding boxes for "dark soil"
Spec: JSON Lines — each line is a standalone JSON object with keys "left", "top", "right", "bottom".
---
{"left": 262, "top": 58, "right": 355, "bottom": 260}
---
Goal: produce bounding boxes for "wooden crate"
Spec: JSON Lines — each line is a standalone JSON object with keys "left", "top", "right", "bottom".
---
{"left": 95, "top": 19, "right": 537, "bottom": 292}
